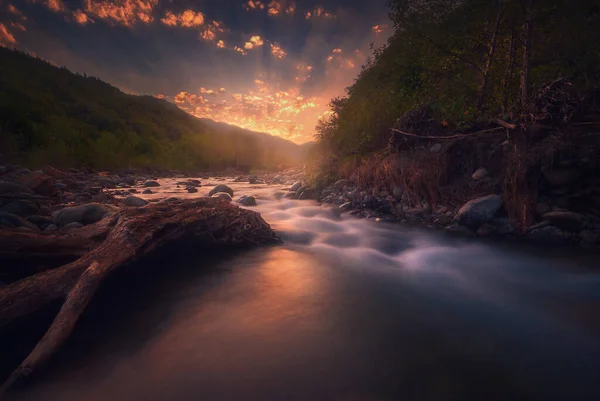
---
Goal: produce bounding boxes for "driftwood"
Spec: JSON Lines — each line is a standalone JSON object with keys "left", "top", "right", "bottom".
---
{"left": 0, "top": 198, "right": 280, "bottom": 396}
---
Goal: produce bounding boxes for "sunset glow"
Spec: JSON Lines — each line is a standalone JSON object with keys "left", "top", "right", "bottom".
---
{"left": 1, "top": 0, "right": 391, "bottom": 143}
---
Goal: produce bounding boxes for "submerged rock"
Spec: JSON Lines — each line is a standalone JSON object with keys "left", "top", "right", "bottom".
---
{"left": 526, "top": 225, "right": 568, "bottom": 245}
{"left": 143, "top": 180, "right": 160, "bottom": 187}
{"left": 142, "top": 189, "right": 153, "bottom": 194}
{"left": 237, "top": 195, "right": 257, "bottom": 206}
{"left": 209, "top": 184, "right": 233, "bottom": 197}
{"left": 290, "top": 181, "right": 303, "bottom": 192}
{"left": 212, "top": 192, "right": 233, "bottom": 201}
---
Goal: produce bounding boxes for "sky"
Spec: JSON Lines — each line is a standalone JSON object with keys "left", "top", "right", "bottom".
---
{"left": 0, "top": 0, "right": 392, "bottom": 143}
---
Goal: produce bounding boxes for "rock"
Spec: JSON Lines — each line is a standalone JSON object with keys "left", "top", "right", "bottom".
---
{"left": 18, "top": 172, "right": 56, "bottom": 196}
{"left": 472, "top": 167, "right": 488, "bottom": 180}
{"left": 143, "top": 181, "right": 160, "bottom": 187}
{"left": 142, "top": 189, "right": 153, "bottom": 194}
{"left": 284, "top": 191, "right": 297, "bottom": 199}
{"left": 392, "top": 186, "right": 404, "bottom": 199}
{"left": 186, "top": 186, "right": 198, "bottom": 193}
{"left": 52, "top": 203, "right": 118, "bottom": 227}
{"left": 543, "top": 168, "right": 580, "bottom": 187}
{"left": 476, "top": 223, "right": 497, "bottom": 237}
{"left": 422, "top": 202, "right": 432, "bottom": 215}
{"left": 63, "top": 222, "right": 84, "bottom": 229}
{"left": 445, "top": 223, "right": 475, "bottom": 237}
{"left": 26, "top": 215, "right": 54, "bottom": 229}
{"left": 237, "top": 195, "right": 257, "bottom": 206}
{"left": 541, "top": 211, "right": 587, "bottom": 232}
{"left": 527, "top": 225, "right": 568, "bottom": 245}
{"left": 128, "top": 188, "right": 138, "bottom": 193}
{"left": 212, "top": 192, "right": 233, "bottom": 201}
{"left": 298, "top": 188, "right": 317, "bottom": 200}
{"left": 290, "top": 181, "right": 303, "bottom": 192}
{"left": 249, "top": 176, "right": 260, "bottom": 184}
{"left": 334, "top": 179, "right": 349, "bottom": 189}
{"left": 44, "top": 224, "right": 58, "bottom": 232}
{"left": 0, "top": 201, "right": 40, "bottom": 218}
{"left": 430, "top": 143, "right": 442, "bottom": 153}
{"left": 455, "top": 194, "right": 503, "bottom": 227}
{"left": 0, "top": 212, "right": 40, "bottom": 231}
{"left": 579, "top": 230, "right": 599, "bottom": 248}
{"left": 187, "top": 179, "right": 201, "bottom": 187}
{"left": 272, "top": 175, "right": 285, "bottom": 184}
{"left": 0, "top": 182, "right": 35, "bottom": 197}
{"left": 123, "top": 195, "right": 149, "bottom": 207}
{"left": 209, "top": 184, "right": 233, "bottom": 197}
{"left": 97, "top": 178, "right": 116, "bottom": 189}
{"left": 42, "top": 165, "right": 68, "bottom": 179}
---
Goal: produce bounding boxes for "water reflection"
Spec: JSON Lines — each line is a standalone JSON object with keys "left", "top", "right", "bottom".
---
{"left": 5, "top": 178, "right": 600, "bottom": 401}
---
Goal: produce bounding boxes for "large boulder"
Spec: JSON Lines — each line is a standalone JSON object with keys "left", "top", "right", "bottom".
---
{"left": 52, "top": 203, "right": 118, "bottom": 227}
{"left": 541, "top": 211, "right": 587, "bottom": 231}
{"left": 123, "top": 195, "right": 149, "bottom": 207}
{"left": 237, "top": 195, "right": 257, "bottom": 206}
{"left": 143, "top": 180, "right": 160, "bottom": 187}
{"left": 18, "top": 172, "right": 56, "bottom": 196}
{"left": 209, "top": 184, "right": 233, "bottom": 197}
{"left": 454, "top": 194, "right": 502, "bottom": 227}
{"left": 0, "top": 212, "right": 39, "bottom": 231}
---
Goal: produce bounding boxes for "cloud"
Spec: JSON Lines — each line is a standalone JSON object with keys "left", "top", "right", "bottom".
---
{"left": 82, "top": 0, "right": 158, "bottom": 26}
{"left": 242, "top": 35, "right": 264, "bottom": 50}
{"left": 161, "top": 10, "right": 204, "bottom": 28}
{"left": 234, "top": 45, "right": 247, "bottom": 55}
{"left": 372, "top": 24, "right": 388, "bottom": 33}
{"left": 170, "top": 81, "right": 319, "bottom": 141}
{"left": 269, "top": 43, "right": 286, "bottom": 59}
{"left": 199, "top": 21, "right": 224, "bottom": 41}
{"left": 8, "top": 4, "right": 26, "bottom": 19}
{"left": 0, "top": 23, "right": 17, "bottom": 47}
{"left": 295, "top": 64, "right": 313, "bottom": 82}
{"left": 286, "top": 3, "right": 295, "bottom": 14}
{"left": 332, "top": 48, "right": 342, "bottom": 53}
{"left": 46, "top": 0, "right": 65, "bottom": 12}
{"left": 72, "top": 9, "right": 92, "bottom": 25}
{"left": 10, "top": 22, "right": 27, "bottom": 32}
{"left": 267, "top": 1, "right": 281, "bottom": 16}
{"left": 217, "top": 39, "right": 226, "bottom": 48}
{"left": 243, "top": 1, "right": 266, "bottom": 11}
{"left": 305, "top": 6, "right": 334, "bottom": 19}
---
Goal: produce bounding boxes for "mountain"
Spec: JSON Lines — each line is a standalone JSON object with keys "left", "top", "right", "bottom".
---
{"left": 0, "top": 47, "right": 306, "bottom": 171}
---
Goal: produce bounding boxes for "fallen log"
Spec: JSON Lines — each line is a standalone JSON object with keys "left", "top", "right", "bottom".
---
{"left": 0, "top": 198, "right": 280, "bottom": 396}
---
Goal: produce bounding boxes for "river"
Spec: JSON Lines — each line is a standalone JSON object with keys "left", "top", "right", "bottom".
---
{"left": 4, "top": 179, "right": 600, "bottom": 401}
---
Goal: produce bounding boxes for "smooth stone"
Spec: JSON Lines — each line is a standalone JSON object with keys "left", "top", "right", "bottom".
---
{"left": 52, "top": 203, "right": 118, "bottom": 227}
{"left": 472, "top": 167, "right": 488, "bottom": 180}
{"left": 123, "top": 195, "right": 149, "bottom": 207}
{"left": 290, "top": 181, "right": 303, "bottom": 192}
{"left": 541, "top": 211, "right": 587, "bottom": 232}
{"left": 527, "top": 225, "right": 568, "bottom": 244}
{"left": 455, "top": 194, "right": 503, "bottom": 227}
{"left": 0, "top": 201, "right": 40, "bottom": 218}
{"left": 237, "top": 195, "right": 257, "bottom": 206}
{"left": 142, "top": 189, "right": 153, "bottom": 194}
{"left": 45, "top": 224, "right": 58, "bottom": 232}
{"left": 143, "top": 181, "right": 160, "bottom": 187}
{"left": 211, "top": 192, "right": 233, "bottom": 201}
{"left": 0, "top": 212, "right": 40, "bottom": 231}
{"left": 186, "top": 187, "right": 198, "bottom": 193}
{"left": 209, "top": 184, "right": 233, "bottom": 197}
{"left": 63, "top": 222, "right": 84, "bottom": 229}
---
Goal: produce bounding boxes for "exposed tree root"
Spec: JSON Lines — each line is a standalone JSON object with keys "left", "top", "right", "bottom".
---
{"left": 0, "top": 198, "right": 280, "bottom": 397}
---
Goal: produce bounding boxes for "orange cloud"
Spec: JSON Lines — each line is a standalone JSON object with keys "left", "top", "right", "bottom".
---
{"left": 286, "top": 3, "right": 295, "bottom": 14}
{"left": 243, "top": 0, "right": 266, "bottom": 11}
{"left": 270, "top": 43, "right": 286, "bottom": 59}
{"left": 332, "top": 48, "right": 342, "bottom": 53}
{"left": 234, "top": 45, "right": 247, "bottom": 55}
{"left": 82, "top": 0, "right": 158, "bottom": 27}
{"left": 305, "top": 5, "right": 334, "bottom": 19}
{"left": 267, "top": 0, "right": 281, "bottom": 16}
{"left": 217, "top": 39, "right": 226, "bottom": 48}
{"left": 295, "top": 64, "right": 313, "bottom": 82}
{"left": 46, "top": 0, "right": 65, "bottom": 12}
{"left": 172, "top": 81, "right": 319, "bottom": 141}
{"left": 8, "top": 4, "right": 25, "bottom": 19}
{"left": 372, "top": 24, "right": 388, "bottom": 33}
{"left": 0, "top": 23, "right": 16, "bottom": 47}
{"left": 73, "top": 9, "right": 92, "bottom": 25}
{"left": 10, "top": 22, "right": 26, "bottom": 32}
{"left": 161, "top": 10, "right": 204, "bottom": 27}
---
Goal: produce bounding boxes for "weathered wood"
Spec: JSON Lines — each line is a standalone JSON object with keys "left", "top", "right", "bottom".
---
{"left": 0, "top": 198, "right": 279, "bottom": 396}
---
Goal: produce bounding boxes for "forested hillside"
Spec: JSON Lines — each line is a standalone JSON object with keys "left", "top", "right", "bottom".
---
{"left": 0, "top": 48, "right": 305, "bottom": 171}
{"left": 315, "top": 0, "right": 599, "bottom": 155}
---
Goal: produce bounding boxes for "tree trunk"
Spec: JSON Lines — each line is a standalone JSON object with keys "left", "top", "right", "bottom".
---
{"left": 478, "top": 0, "right": 504, "bottom": 110}
{"left": 502, "top": 26, "right": 517, "bottom": 112}
{"left": 520, "top": 0, "right": 534, "bottom": 108}
{"left": 0, "top": 198, "right": 280, "bottom": 396}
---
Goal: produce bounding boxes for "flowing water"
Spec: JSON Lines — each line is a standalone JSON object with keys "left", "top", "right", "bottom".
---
{"left": 4, "top": 179, "right": 600, "bottom": 401}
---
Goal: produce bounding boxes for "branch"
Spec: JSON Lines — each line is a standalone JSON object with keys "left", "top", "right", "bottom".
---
{"left": 420, "top": 33, "right": 483, "bottom": 73}
{"left": 390, "top": 126, "right": 505, "bottom": 140}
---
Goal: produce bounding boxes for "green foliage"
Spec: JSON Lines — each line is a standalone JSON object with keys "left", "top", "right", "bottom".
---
{"left": 0, "top": 48, "right": 305, "bottom": 170}
{"left": 316, "top": 0, "right": 600, "bottom": 158}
